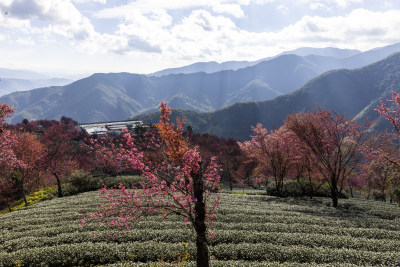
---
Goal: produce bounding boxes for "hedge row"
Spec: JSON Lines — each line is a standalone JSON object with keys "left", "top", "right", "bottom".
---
{"left": 1, "top": 241, "right": 399, "bottom": 266}
{"left": 3, "top": 229, "right": 400, "bottom": 254}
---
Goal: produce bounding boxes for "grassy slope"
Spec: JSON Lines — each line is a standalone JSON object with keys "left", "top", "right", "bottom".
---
{"left": 1, "top": 191, "right": 400, "bottom": 266}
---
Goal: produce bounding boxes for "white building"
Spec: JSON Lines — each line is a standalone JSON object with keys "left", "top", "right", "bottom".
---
{"left": 79, "top": 120, "right": 148, "bottom": 136}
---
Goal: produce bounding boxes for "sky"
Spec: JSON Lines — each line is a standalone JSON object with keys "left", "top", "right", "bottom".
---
{"left": 1, "top": 0, "right": 400, "bottom": 76}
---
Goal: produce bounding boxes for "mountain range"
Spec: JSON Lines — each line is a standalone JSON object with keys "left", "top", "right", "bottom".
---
{"left": 0, "top": 68, "right": 74, "bottom": 97}
{"left": 1, "top": 43, "right": 400, "bottom": 139}
{"left": 150, "top": 47, "right": 361, "bottom": 76}
{"left": 133, "top": 52, "right": 400, "bottom": 140}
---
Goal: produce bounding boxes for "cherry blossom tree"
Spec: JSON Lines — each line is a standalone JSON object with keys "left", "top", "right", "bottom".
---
{"left": 285, "top": 108, "right": 368, "bottom": 207}
{"left": 290, "top": 142, "right": 326, "bottom": 199}
{"left": 82, "top": 102, "right": 221, "bottom": 267}
{"left": 0, "top": 130, "right": 21, "bottom": 211}
{"left": 375, "top": 91, "right": 400, "bottom": 165}
{"left": 376, "top": 91, "right": 400, "bottom": 135}
{"left": 239, "top": 124, "right": 299, "bottom": 196}
{"left": 85, "top": 129, "right": 146, "bottom": 177}
{"left": 41, "top": 124, "right": 81, "bottom": 197}
{"left": 189, "top": 133, "right": 243, "bottom": 190}
{"left": 0, "top": 103, "right": 22, "bottom": 210}
{"left": 0, "top": 102, "right": 14, "bottom": 128}
{"left": 12, "top": 132, "right": 44, "bottom": 205}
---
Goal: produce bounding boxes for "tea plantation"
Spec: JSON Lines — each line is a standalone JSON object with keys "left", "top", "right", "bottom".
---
{"left": 1, "top": 191, "right": 400, "bottom": 266}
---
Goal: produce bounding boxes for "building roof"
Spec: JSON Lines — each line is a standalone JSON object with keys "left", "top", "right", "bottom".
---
{"left": 79, "top": 120, "right": 147, "bottom": 135}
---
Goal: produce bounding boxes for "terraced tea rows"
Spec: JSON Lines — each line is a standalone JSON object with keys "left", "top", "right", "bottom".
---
{"left": 1, "top": 191, "right": 399, "bottom": 266}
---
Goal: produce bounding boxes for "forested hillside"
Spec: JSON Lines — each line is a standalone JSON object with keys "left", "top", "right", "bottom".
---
{"left": 134, "top": 53, "right": 400, "bottom": 140}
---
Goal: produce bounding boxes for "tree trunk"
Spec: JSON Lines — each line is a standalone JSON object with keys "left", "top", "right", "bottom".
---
{"left": 349, "top": 185, "right": 353, "bottom": 198}
{"left": 279, "top": 177, "right": 284, "bottom": 196}
{"left": 54, "top": 173, "right": 63, "bottom": 197}
{"left": 308, "top": 172, "right": 314, "bottom": 199}
{"left": 225, "top": 161, "right": 233, "bottom": 191}
{"left": 7, "top": 197, "right": 12, "bottom": 212}
{"left": 330, "top": 177, "right": 339, "bottom": 208}
{"left": 382, "top": 185, "right": 386, "bottom": 202}
{"left": 22, "top": 191, "right": 28, "bottom": 206}
{"left": 193, "top": 163, "right": 209, "bottom": 267}
{"left": 367, "top": 183, "right": 371, "bottom": 200}
{"left": 309, "top": 176, "right": 314, "bottom": 199}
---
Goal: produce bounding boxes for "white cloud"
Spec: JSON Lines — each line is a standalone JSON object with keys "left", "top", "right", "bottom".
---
{"left": 0, "top": 12, "right": 31, "bottom": 31}
{"left": 252, "top": 0, "right": 276, "bottom": 4}
{"left": 333, "top": 0, "right": 363, "bottom": 8}
{"left": 0, "top": 0, "right": 78, "bottom": 24}
{"left": 302, "top": 0, "right": 364, "bottom": 9}
{"left": 212, "top": 3, "right": 245, "bottom": 17}
{"left": 72, "top": 0, "right": 107, "bottom": 4}
{"left": 95, "top": 0, "right": 247, "bottom": 18}
{"left": 16, "top": 37, "right": 35, "bottom": 46}
{"left": 0, "top": 0, "right": 94, "bottom": 39}
{"left": 113, "top": 9, "right": 171, "bottom": 54}
{"left": 1, "top": 0, "right": 400, "bottom": 74}
{"left": 92, "top": 7, "right": 400, "bottom": 62}
{"left": 0, "top": 0, "right": 115, "bottom": 52}
{"left": 270, "top": 8, "right": 400, "bottom": 51}
{"left": 276, "top": 4, "right": 289, "bottom": 14}
{"left": 309, "top": 3, "right": 330, "bottom": 10}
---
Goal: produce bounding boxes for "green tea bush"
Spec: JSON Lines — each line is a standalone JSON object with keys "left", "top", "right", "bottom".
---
{"left": 0, "top": 187, "right": 56, "bottom": 215}
{"left": 101, "top": 175, "right": 144, "bottom": 189}
{"left": 231, "top": 191, "right": 247, "bottom": 195}
{"left": 266, "top": 180, "right": 348, "bottom": 199}
{"left": 372, "top": 191, "right": 386, "bottom": 202}
{"left": 1, "top": 191, "right": 400, "bottom": 266}
{"left": 62, "top": 173, "right": 145, "bottom": 196}
{"left": 393, "top": 189, "right": 400, "bottom": 206}
{"left": 282, "top": 180, "right": 312, "bottom": 197}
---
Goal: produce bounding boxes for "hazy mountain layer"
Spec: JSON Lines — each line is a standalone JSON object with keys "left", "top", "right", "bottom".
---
{"left": 150, "top": 44, "right": 400, "bottom": 77}
{"left": 0, "top": 78, "right": 73, "bottom": 97}
{"left": 151, "top": 47, "right": 361, "bottom": 76}
{"left": 2, "top": 43, "right": 400, "bottom": 126}
{"left": 132, "top": 53, "right": 400, "bottom": 140}
{"left": 0, "top": 54, "right": 343, "bottom": 123}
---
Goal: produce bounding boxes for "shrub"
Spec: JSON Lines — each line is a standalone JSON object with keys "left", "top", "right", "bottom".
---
{"left": 372, "top": 191, "right": 386, "bottom": 202}
{"left": 63, "top": 171, "right": 97, "bottom": 196}
{"left": 283, "top": 180, "right": 312, "bottom": 197}
{"left": 266, "top": 180, "right": 348, "bottom": 199}
{"left": 390, "top": 189, "right": 400, "bottom": 206}
{"left": 0, "top": 187, "right": 56, "bottom": 215}
{"left": 62, "top": 173, "right": 146, "bottom": 196}
{"left": 101, "top": 175, "right": 144, "bottom": 189}
{"left": 231, "top": 191, "right": 246, "bottom": 195}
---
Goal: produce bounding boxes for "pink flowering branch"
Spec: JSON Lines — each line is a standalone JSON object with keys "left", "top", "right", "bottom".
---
{"left": 82, "top": 102, "right": 221, "bottom": 267}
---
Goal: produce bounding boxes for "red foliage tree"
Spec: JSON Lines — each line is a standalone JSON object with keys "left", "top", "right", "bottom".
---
{"left": 285, "top": 108, "right": 368, "bottom": 207}
{"left": 376, "top": 91, "right": 400, "bottom": 134}
{"left": 0, "top": 102, "right": 14, "bottom": 128}
{"left": 0, "top": 103, "right": 21, "bottom": 210}
{"left": 239, "top": 124, "right": 300, "bottom": 196}
{"left": 82, "top": 102, "right": 221, "bottom": 267}
{"left": 12, "top": 132, "right": 45, "bottom": 205}
{"left": 188, "top": 133, "right": 243, "bottom": 190}
{"left": 0, "top": 130, "right": 21, "bottom": 211}
{"left": 41, "top": 124, "right": 81, "bottom": 197}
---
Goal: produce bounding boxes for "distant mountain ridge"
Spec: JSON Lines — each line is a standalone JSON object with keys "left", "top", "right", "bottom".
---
{"left": 0, "top": 77, "right": 73, "bottom": 97}
{"left": 132, "top": 52, "right": 400, "bottom": 140}
{"left": 151, "top": 47, "right": 361, "bottom": 77}
{"left": 0, "top": 53, "right": 339, "bottom": 123}
{"left": 0, "top": 68, "right": 52, "bottom": 80}
{"left": 0, "top": 68, "right": 74, "bottom": 96}
{"left": 1, "top": 43, "right": 400, "bottom": 127}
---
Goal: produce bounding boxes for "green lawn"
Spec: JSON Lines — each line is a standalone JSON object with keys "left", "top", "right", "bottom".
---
{"left": 1, "top": 191, "right": 400, "bottom": 266}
